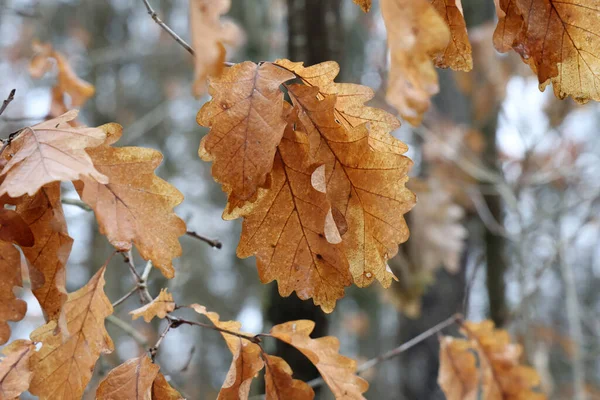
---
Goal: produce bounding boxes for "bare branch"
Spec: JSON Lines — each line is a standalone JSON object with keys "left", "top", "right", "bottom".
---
{"left": 111, "top": 285, "right": 140, "bottom": 308}
{"left": 61, "top": 197, "right": 92, "bottom": 211}
{"left": 0, "top": 89, "right": 16, "bottom": 118}
{"left": 140, "top": 0, "right": 195, "bottom": 56}
{"left": 106, "top": 315, "right": 149, "bottom": 348}
{"left": 186, "top": 231, "right": 222, "bottom": 249}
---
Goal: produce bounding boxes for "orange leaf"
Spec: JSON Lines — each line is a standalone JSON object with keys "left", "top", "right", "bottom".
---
{"left": 29, "top": 266, "right": 114, "bottom": 400}
{"left": 197, "top": 61, "right": 295, "bottom": 210}
{"left": 96, "top": 355, "right": 160, "bottom": 400}
{"left": 191, "top": 304, "right": 264, "bottom": 400}
{"left": 0, "top": 241, "right": 27, "bottom": 345}
{"left": 130, "top": 288, "right": 175, "bottom": 322}
{"left": 288, "top": 84, "right": 415, "bottom": 288}
{"left": 264, "top": 354, "right": 314, "bottom": 400}
{"left": 0, "top": 208, "right": 34, "bottom": 247}
{"left": 74, "top": 123, "right": 186, "bottom": 279}
{"left": 430, "top": 0, "right": 473, "bottom": 71}
{"left": 152, "top": 373, "right": 185, "bottom": 400}
{"left": 15, "top": 183, "right": 73, "bottom": 321}
{"left": 0, "top": 110, "right": 107, "bottom": 198}
{"left": 0, "top": 340, "right": 36, "bottom": 398}
{"left": 236, "top": 116, "right": 351, "bottom": 313}
{"left": 353, "top": 0, "right": 372, "bottom": 12}
{"left": 380, "top": 0, "right": 450, "bottom": 125}
{"left": 270, "top": 320, "right": 368, "bottom": 399}
{"left": 493, "top": 0, "right": 523, "bottom": 52}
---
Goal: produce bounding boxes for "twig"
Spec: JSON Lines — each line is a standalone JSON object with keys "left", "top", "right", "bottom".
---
{"left": 107, "top": 315, "right": 149, "bottom": 348}
{"left": 141, "top": 260, "right": 153, "bottom": 282}
{"left": 61, "top": 198, "right": 92, "bottom": 211}
{"left": 112, "top": 285, "right": 140, "bottom": 308}
{"left": 0, "top": 89, "right": 16, "bottom": 118}
{"left": 149, "top": 322, "right": 173, "bottom": 361}
{"left": 186, "top": 231, "right": 222, "bottom": 249}
{"left": 167, "top": 314, "right": 262, "bottom": 345}
{"left": 141, "top": 0, "right": 195, "bottom": 56}
{"left": 122, "top": 251, "right": 142, "bottom": 282}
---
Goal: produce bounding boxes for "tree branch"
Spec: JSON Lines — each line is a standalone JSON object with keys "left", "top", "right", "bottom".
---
{"left": 106, "top": 315, "right": 149, "bottom": 348}
{"left": 61, "top": 197, "right": 92, "bottom": 211}
{"left": 186, "top": 231, "right": 222, "bottom": 249}
{"left": 0, "top": 89, "right": 16, "bottom": 118}
{"left": 140, "top": 0, "right": 195, "bottom": 56}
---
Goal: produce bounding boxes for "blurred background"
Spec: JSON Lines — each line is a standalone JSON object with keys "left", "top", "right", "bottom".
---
{"left": 1, "top": 0, "right": 600, "bottom": 399}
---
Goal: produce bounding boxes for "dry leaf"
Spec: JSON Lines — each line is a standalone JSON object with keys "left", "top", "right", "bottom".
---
{"left": 264, "top": 354, "right": 314, "bottom": 400}
{"left": 495, "top": 0, "right": 600, "bottom": 102}
{"left": 0, "top": 110, "right": 107, "bottom": 198}
{"left": 380, "top": 0, "right": 450, "bottom": 125}
{"left": 96, "top": 355, "right": 160, "bottom": 400}
{"left": 191, "top": 304, "right": 264, "bottom": 400}
{"left": 0, "top": 242, "right": 27, "bottom": 345}
{"left": 75, "top": 123, "right": 186, "bottom": 279}
{"left": 190, "top": 0, "right": 244, "bottom": 96}
{"left": 152, "top": 373, "right": 185, "bottom": 400}
{"left": 29, "top": 266, "right": 114, "bottom": 400}
{"left": 236, "top": 115, "right": 351, "bottom": 313}
{"left": 353, "top": 0, "right": 372, "bottom": 12}
{"left": 438, "top": 320, "right": 547, "bottom": 400}
{"left": 198, "top": 62, "right": 295, "bottom": 210}
{"left": 0, "top": 208, "right": 34, "bottom": 247}
{"left": 15, "top": 183, "right": 73, "bottom": 321}
{"left": 270, "top": 320, "right": 368, "bottom": 399}
{"left": 130, "top": 288, "right": 175, "bottom": 322}
{"left": 0, "top": 340, "right": 36, "bottom": 398}
{"left": 430, "top": 0, "right": 473, "bottom": 71}
{"left": 289, "top": 84, "right": 415, "bottom": 288}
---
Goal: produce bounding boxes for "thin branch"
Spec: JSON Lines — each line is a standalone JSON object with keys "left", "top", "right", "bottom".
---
{"left": 61, "top": 198, "right": 92, "bottom": 211}
{"left": 111, "top": 285, "right": 140, "bottom": 308}
{"left": 141, "top": 260, "right": 153, "bottom": 282}
{"left": 140, "top": 0, "right": 195, "bottom": 55}
{"left": 149, "top": 322, "right": 173, "bottom": 361}
{"left": 0, "top": 89, "right": 16, "bottom": 118}
{"left": 106, "top": 315, "right": 149, "bottom": 348}
{"left": 122, "top": 251, "right": 142, "bottom": 282}
{"left": 167, "top": 314, "right": 262, "bottom": 345}
{"left": 186, "top": 231, "right": 222, "bottom": 249}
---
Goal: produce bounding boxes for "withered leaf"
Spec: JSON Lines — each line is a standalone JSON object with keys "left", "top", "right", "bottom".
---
{"left": 438, "top": 320, "right": 547, "bottom": 400}
{"left": 289, "top": 84, "right": 415, "bottom": 288}
{"left": 0, "top": 208, "right": 34, "bottom": 247}
{"left": 96, "top": 355, "right": 160, "bottom": 400}
{"left": 0, "top": 242, "right": 27, "bottom": 345}
{"left": 15, "top": 183, "right": 73, "bottom": 321}
{"left": 0, "top": 340, "right": 36, "bottom": 398}
{"left": 236, "top": 119, "right": 351, "bottom": 313}
{"left": 191, "top": 304, "right": 264, "bottom": 400}
{"left": 353, "top": 0, "right": 372, "bottom": 12}
{"left": 380, "top": 0, "right": 450, "bottom": 125}
{"left": 430, "top": 0, "right": 473, "bottom": 71}
{"left": 130, "top": 288, "right": 175, "bottom": 322}
{"left": 493, "top": 0, "right": 523, "bottom": 52}
{"left": 270, "top": 320, "right": 368, "bottom": 399}
{"left": 197, "top": 61, "right": 295, "bottom": 210}
{"left": 152, "top": 373, "right": 185, "bottom": 400}
{"left": 29, "top": 266, "right": 114, "bottom": 400}
{"left": 0, "top": 110, "right": 107, "bottom": 198}
{"left": 264, "top": 354, "right": 314, "bottom": 400}
{"left": 75, "top": 123, "right": 186, "bottom": 279}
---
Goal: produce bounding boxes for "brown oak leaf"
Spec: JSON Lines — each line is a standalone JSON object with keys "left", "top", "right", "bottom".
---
{"left": 0, "top": 110, "right": 107, "bottom": 198}
{"left": 0, "top": 242, "right": 27, "bottom": 345}
{"left": 29, "top": 266, "right": 114, "bottom": 400}
{"left": 75, "top": 123, "right": 186, "bottom": 279}
{"left": 0, "top": 208, "right": 34, "bottom": 246}
{"left": 493, "top": 0, "right": 524, "bottom": 52}
{"left": 0, "top": 340, "right": 36, "bottom": 398}
{"left": 152, "top": 373, "right": 185, "bottom": 400}
{"left": 197, "top": 61, "right": 295, "bottom": 211}
{"left": 130, "top": 288, "right": 175, "bottom": 322}
{"left": 430, "top": 0, "right": 473, "bottom": 71}
{"left": 264, "top": 355, "right": 314, "bottom": 400}
{"left": 270, "top": 320, "right": 368, "bottom": 399}
{"left": 96, "top": 355, "right": 160, "bottom": 400}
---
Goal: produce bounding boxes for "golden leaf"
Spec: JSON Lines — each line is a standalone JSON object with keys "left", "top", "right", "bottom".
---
{"left": 264, "top": 355, "right": 314, "bottom": 400}
{"left": 270, "top": 320, "right": 368, "bottom": 399}
{"left": 29, "top": 266, "right": 114, "bottom": 400}
{"left": 130, "top": 288, "right": 175, "bottom": 322}
{"left": 430, "top": 0, "right": 473, "bottom": 71}
{"left": 0, "top": 110, "right": 107, "bottom": 198}
{"left": 236, "top": 116, "right": 351, "bottom": 313}
{"left": 438, "top": 320, "right": 547, "bottom": 400}
{"left": 198, "top": 62, "right": 295, "bottom": 210}
{"left": 0, "top": 242, "right": 27, "bottom": 345}
{"left": 288, "top": 84, "right": 415, "bottom": 288}
{"left": 96, "top": 355, "right": 160, "bottom": 400}
{"left": 493, "top": 0, "right": 524, "bottom": 52}
{"left": 152, "top": 373, "right": 184, "bottom": 400}
{"left": 0, "top": 340, "right": 36, "bottom": 398}
{"left": 380, "top": 0, "right": 450, "bottom": 125}
{"left": 353, "top": 0, "right": 372, "bottom": 12}
{"left": 75, "top": 123, "right": 186, "bottom": 279}
{"left": 191, "top": 304, "right": 264, "bottom": 400}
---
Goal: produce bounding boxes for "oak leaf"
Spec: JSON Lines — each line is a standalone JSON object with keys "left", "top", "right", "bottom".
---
{"left": 198, "top": 62, "right": 295, "bottom": 210}
{"left": 0, "top": 241, "right": 27, "bottom": 345}
{"left": 152, "top": 373, "right": 185, "bottom": 400}
{"left": 380, "top": 0, "right": 450, "bottom": 125}
{"left": 0, "top": 110, "right": 107, "bottom": 198}
{"left": 289, "top": 84, "right": 415, "bottom": 288}
{"left": 270, "top": 320, "right": 368, "bottom": 399}
{"left": 15, "top": 183, "right": 73, "bottom": 321}
{"left": 493, "top": 0, "right": 523, "bottom": 52}
{"left": 430, "top": 0, "right": 473, "bottom": 71}
{"left": 438, "top": 320, "right": 547, "bottom": 400}
{"left": 29, "top": 266, "right": 114, "bottom": 400}
{"left": 264, "top": 354, "right": 314, "bottom": 400}
{"left": 130, "top": 288, "right": 175, "bottom": 322}
{"left": 191, "top": 304, "right": 264, "bottom": 400}
{"left": 0, "top": 208, "right": 34, "bottom": 247}
{"left": 236, "top": 114, "right": 351, "bottom": 313}
{"left": 353, "top": 0, "right": 372, "bottom": 12}
{"left": 96, "top": 355, "right": 160, "bottom": 400}
{"left": 0, "top": 340, "right": 36, "bottom": 398}
{"left": 74, "top": 123, "right": 186, "bottom": 279}
{"left": 495, "top": 0, "right": 600, "bottom": 102}
{"left": 190, "top": 0, "right": 244, "bottom": 96}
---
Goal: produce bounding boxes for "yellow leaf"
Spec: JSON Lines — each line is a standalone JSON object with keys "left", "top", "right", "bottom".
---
{"left": 96, "top": 355, "right": 160, "bottom": 400}
{"left": 430, "top": 0, "right": 473, "bottom": 71}
{"left": 0, "top": 340, "right": 36, "bottom": 398}
{"left": 264, "top": 354, "right": 314, "bottom": 400}
{"left": 130, "top": 288, "right": 175, "bottom": 322}
{"left": 152, "top": 373, "right": 185, "bottom": 400}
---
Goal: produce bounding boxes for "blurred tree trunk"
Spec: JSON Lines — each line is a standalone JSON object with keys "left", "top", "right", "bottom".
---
{"left": 264, "top": 0, "right": 343, "bottom": 387}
